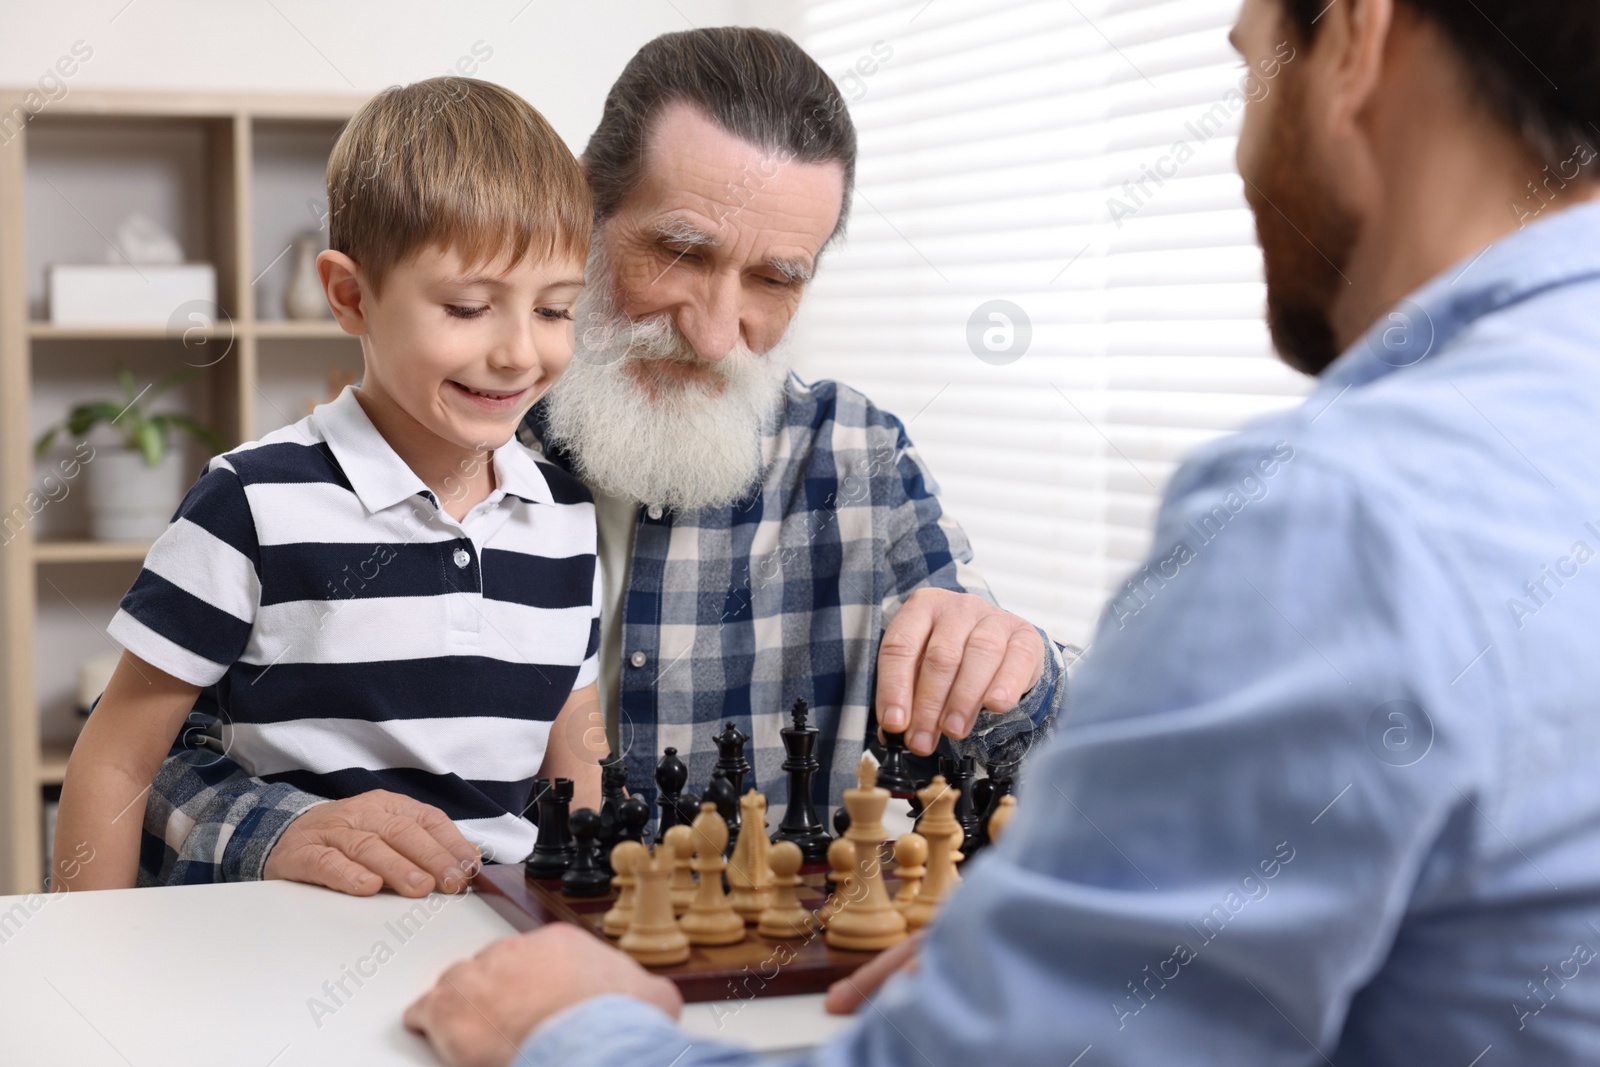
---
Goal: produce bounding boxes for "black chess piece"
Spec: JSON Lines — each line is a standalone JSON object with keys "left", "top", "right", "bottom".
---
{"left": 713, "top": 721, "right": 752, "bottom": 796}
{"left": 654, "top": 747, "right": 689, "bottom": 843}
{"left": 674, "top": 790, "right": 702, "bottom": 831}
{"left": 970, "top": 777, "right": 996, "bottom": 852}
{"left": 773, "top": 699, "right": 831, "bottom": 864}
{"left": 618, "top": 795, "right": 650, "bottom": 846}
{"left": 598, "top": 753, "right": 628, "bottom": 857}
{"left": 907, "top": 779, "right": 929, "bottom": 829}
{"left": 942, "top": 756, "right": 980, "bottom": 858}
{"left": 876, "top": 729, "right": 917, "bottom": 796}
{"left": 524, "top": 777, "right": 575, "bottom": 879}
{"left": 981, "top": 762, "right": 1018, "bottom": 845}
{"left": 560, "top": 808, "right": 611, "bottom": 897}
{"left": 704, "top": 769, "right": 740, "bottom": 851}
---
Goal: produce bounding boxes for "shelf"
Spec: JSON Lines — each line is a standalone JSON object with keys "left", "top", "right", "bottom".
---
{"left": 254, "top": 320, "right": 350, "bottom": 339}
{"left": 29, "top": 323, "right": 227, "bottom": 341}
{"left": 34, "top": 541, "right": 151, "bottom": 564}
{"left": 28, "top": 321, "right": 352, "bottom": 341}
{"left": 38, "top": 741, "right": 73, "bottom": 786}
{"left": 3, "top": 88, "right": 371, "bottom": 894}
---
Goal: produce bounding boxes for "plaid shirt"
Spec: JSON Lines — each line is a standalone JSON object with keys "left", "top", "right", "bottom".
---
{"left": 141, "top": 375, "right": 1067, "bottom": 885}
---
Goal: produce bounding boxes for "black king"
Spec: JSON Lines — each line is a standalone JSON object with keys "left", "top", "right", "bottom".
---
{"left": 772, "top": 699, "right": 832, "bottom": 863}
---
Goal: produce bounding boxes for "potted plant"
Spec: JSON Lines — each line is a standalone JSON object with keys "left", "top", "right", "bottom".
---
{"left": 34, "top": 367, "right": 226, "bottom": 542}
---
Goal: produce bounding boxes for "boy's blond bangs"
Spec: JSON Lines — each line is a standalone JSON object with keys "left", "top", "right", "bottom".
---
{"left": 327, "top": 77, "right": 591, "bottom": 293}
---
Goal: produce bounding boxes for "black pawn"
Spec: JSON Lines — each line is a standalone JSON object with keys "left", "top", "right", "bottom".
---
{"left": 673, "top": 790, "right": 702, "bottom": 831}
{"left": 774, "top": 699, "right": 831, "bottom": 864}
{"left": 524, "top": 777, "right": 574, "bottom": 880}
{"left": 876, "top": 729, "right": 917, "bottom": 796}
{"left": 704, "top": 769, "right": 740, "bottom": 850}
{"left": 713, "top": 721, "right": 752, "bottom": 796}
{"left": 618, "top": 795, "right": 650, "bottom": 846}
{"left": 561, "top": 808, "right": 611, "bottom": 897}
{"left": 654, "top": 747, "right": 689, "bottom": 843}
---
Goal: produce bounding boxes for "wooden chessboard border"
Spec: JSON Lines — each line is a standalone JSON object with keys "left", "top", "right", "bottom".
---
{"left": 474, "top": 863, "right": 886, "bottom": 1003}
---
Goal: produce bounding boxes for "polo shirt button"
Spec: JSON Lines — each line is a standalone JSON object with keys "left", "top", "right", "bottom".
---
{"left": 646, "top": 504, "right": 664, "bottom": 520}
{"left": 629, "top": 650, "right": 647, "bottom": 668}
{"left": 453, "top": 547, "right": 471, "bottom": 569}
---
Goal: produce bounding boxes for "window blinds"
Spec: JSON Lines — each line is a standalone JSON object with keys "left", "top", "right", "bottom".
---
{"left": 792, "top": 0, "right": 1311, "bottom": 648}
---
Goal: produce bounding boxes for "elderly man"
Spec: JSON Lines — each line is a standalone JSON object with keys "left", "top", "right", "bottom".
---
{"left": 405, "top": 0, "right": 1600, "bottom": 1064}
{"left": 138, "top": 28, "right": 1067, "bottom": 894}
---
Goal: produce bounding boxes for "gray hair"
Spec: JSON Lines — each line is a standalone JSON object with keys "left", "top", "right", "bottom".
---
{"left": 583, "top": 27, "right": 857, "bottom": 245}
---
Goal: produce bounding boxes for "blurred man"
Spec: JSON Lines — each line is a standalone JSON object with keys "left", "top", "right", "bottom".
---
{"left": 405, "top": 1, "right": 1600, "bottom": 1064}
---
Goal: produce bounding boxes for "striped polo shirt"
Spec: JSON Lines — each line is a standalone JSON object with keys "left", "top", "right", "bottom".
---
{"left": 107, "top": 386, "right": 601, "bottom": 864}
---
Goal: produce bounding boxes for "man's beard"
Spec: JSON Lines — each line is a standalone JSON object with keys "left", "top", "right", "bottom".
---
{"left": 541, "top": 246, "right": 794, "bottom": 513}
{"left": 1246, "top": 71, "right": 1359, "bottom": 377}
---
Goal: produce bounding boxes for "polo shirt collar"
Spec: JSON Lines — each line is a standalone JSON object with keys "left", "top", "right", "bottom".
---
{"left": 315, "top": 386, "right": 553, "bottom": 514}
{"left": 490, "top": 429, "right": 555, "bottom": 506}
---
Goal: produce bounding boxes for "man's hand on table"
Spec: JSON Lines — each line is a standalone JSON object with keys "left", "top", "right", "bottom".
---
{"left": 876, "top": 588, "right": 1046, "bottom": 756}
{"left": 405, "top": 925, "right": 683, "bottom": 1067}
{"left": 263, "top": 789, "right": 482, "bottom": 897}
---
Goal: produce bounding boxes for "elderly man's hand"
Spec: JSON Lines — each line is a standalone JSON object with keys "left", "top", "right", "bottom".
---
{"left": 405, "top": 925, "right": 684, "bottom": 1067}
{"left": 876, "top": 588, "right": 1045, "bottom": 756}
{"left": 263, "top": 789, "right": 482, "bottom": 897}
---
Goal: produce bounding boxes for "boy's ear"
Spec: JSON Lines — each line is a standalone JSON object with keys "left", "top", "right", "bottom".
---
{"left": 317, "top": 249, "right": 369, "bottom": 335}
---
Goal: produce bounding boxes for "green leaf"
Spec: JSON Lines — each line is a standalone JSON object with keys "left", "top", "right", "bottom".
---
{"left": 117, "top": 366, "right": 137, "bottom": 404}
{"left": 65, "top": 402, "right": 126, "bottom": 438}
{"left": 145, "top": 369, "right": 198, "bottom": 406}
{"left": 135, "top": 419, "right": 166, "bottom": 467}
{"left": 34, "top": 428, "right": 58, "bottom": 458}
{"left": 157, "top": 412, "right": 227, "bottom": 456}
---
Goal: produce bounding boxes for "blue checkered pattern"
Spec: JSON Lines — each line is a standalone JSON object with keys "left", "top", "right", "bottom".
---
{"left": 142, "top": 375, "right": 1067, "bottom": 885}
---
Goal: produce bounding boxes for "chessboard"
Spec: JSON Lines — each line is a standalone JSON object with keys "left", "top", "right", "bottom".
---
{"left": 475, "top": 863, "right": 891, "bottom": 1002}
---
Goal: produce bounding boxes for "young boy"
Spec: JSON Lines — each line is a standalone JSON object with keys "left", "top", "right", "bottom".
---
{"left": 54, "top": 77, "right": 605, "bottom": 892}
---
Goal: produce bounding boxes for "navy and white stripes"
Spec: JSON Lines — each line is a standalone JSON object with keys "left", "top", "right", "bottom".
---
{"left": 109, "top": 386, "right": 600, "bottom": 864}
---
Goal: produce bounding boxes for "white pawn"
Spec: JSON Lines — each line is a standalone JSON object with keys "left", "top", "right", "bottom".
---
{"left": 988, "top": 795, "right": 1018, "bottom": 844}
{"left": 892, "top": 832, "right": 927, "bottom": 914}
{"left": 663, "top": 824, "right": 698, "bottom": 917}
{"left": 757, "top": 840, "right": 816, "bottom": 939}
{"left": 603, "top": 840, "right": 647, "bottom": 938}
{"left": 817, "top": 837, "right": 856, "bottom": 929}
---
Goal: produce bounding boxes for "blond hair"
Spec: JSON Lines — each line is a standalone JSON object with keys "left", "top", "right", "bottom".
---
{"left": 327, "top": 77, "right": 590, "bottom": 294}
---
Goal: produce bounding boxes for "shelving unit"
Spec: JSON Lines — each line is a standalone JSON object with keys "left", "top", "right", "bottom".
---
{"left": 0, "top": 88, "right": 369, "bottom": 893}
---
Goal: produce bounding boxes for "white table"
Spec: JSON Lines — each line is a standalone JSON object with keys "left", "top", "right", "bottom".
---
{"left": 0, "top": 880, "right": 850, "bottom": 1065}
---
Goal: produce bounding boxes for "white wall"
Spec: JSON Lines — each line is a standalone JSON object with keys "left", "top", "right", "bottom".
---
{"left": 0, "top": 0, "right": 801, "bottom": 151}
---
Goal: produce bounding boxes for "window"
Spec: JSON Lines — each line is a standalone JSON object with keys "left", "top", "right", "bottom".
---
{"left": 792, "top": 0, "right": 1310, "bottom": 647}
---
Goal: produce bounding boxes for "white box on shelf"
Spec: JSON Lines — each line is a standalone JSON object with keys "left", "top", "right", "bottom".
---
{"left": 48, "top": 263, "right": 217, "bottom": 326}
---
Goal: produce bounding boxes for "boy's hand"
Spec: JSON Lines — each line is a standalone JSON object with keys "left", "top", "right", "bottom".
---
{"left": 405, "top": 925, "right": 683, "bottom": 1067}
{"left": 264, "top": 789, "right": 482, "bottom": 897}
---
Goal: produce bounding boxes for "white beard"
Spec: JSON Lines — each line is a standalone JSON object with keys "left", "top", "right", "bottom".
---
{"left": 541, "top": 249, "right": 794, "bottom": 513}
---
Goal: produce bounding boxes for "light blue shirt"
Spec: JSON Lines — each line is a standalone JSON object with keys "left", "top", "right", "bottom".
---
{"left": 516, "top": 203, "right": 1600, "bottom": 1066}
